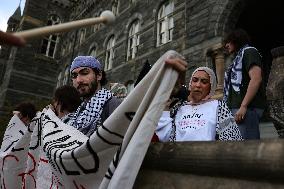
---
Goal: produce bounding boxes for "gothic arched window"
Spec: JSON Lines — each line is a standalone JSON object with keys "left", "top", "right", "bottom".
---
{"left": 105, "top": 36, "right": 115, "bottom": 71}
{"left": 79, "top": 28, "right": 86, "bottom": 45}
{"left": 112, "top": 0, "right": 120, "bottom": 16}
{"left": 56, "top": 71, "right": 63, "bottom": 88}
{"left": 127, "top": 20, "right": 140, "bottom": 61}
{"left": 157, "top": 1, "right": 174, "bottom": 46}
{"left": 90, "top": 46, "right": 97, "bottom": 57}
{"left": 41, "top": 15, "right": 60, "bottom": 58}
{"left": 62, "top": 66, "right": 70, "bottom": 85}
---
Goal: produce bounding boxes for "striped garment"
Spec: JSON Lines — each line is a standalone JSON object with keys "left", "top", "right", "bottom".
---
{"left": 223, "top": 44, "right": 258, "bottom": 102}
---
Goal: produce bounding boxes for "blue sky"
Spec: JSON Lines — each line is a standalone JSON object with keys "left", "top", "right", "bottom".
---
{"left": 0, "top": 0, "right": 26, "bottom": 31}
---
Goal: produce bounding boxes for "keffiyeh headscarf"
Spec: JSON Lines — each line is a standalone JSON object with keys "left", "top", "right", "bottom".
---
{"left": 69, "top": 88, "right": 112, "bottom": 136}
{"left": 223, "top": 44, "right": 258, "bottom": 102}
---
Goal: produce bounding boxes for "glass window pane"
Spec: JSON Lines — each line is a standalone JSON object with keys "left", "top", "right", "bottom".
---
{"left": 158, "top": 6, "right": 165, "bottom": 18}
{"left": 161, "top": 21, "right": 166, "bottom": 32}
{"left": 165, "top": 4, "right": 171, "bottom": 15}
{"left": 169, "top": 17, "right": 174, "bottom": 28}
{"left": 90, "top": 48, "right": 96, "bottom": 56}
{"left": 169, "top": 29, "right": 173, "bottom": 41}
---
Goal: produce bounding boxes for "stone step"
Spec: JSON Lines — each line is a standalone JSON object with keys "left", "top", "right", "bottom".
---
{"left": 260, "top": 122, "right": 278, "bottom": 139}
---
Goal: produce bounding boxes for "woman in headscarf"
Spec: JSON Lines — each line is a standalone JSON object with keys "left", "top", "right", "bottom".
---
{"left": 156, "top": 67, "right": 243, "bottom": 142}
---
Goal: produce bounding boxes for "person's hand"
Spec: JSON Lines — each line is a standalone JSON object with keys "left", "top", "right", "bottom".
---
{"left": 0, "top": 31, "right": 26, "bottom": 47}
{"left": 235, "top": 106, "right": 247, "bottom": 123}
{"left": 165, "top": 57, "right": 187, "bottom": 73}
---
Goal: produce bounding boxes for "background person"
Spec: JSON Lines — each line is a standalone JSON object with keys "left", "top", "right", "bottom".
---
{"left": 110, "top": 83, "right": 128, "bottom": 99}
{"left": 51, "top": 85, "right": 82, "bottom": 124}
{"left": 13, "top": 102, "right": 37, "bottom": 126}
{"left": 223, "top": 28, "right": 266, "bottom": 139}
{"left": 67, "top": 56, "right": 122, "bottom": 137}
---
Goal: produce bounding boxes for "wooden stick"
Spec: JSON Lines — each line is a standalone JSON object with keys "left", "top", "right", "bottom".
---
{"left": 13, "top": 10, "right": 115, "bottom": 40}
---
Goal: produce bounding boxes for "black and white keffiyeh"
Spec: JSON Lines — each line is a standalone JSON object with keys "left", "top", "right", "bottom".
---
{"left": 69, "top": 88, "right": 112, "bottom": 135}
{"left": 61, "top": 112, "right": 75, "bottom": 124}
{"left": 216, "top": 100, "right": 243, "bottom": 140}
{"left": 223, "top": 44, "right": 257, "bottom": 102}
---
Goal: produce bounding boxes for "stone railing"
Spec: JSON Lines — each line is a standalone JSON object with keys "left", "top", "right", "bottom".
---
{"left": 135, "top": 140, "right": 284, "bottom": 188}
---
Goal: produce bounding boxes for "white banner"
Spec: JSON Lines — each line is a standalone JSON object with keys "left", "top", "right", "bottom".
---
{"left": 0, "top": 50, "right": 183, "bottom": 189}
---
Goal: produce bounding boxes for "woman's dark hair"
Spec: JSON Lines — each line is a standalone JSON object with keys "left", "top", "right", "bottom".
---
{"left": 54, "top": 85, "right": 82, "bottom": 113}
{"left": 14, "top": 102, "right": 37, "bottom": 120}
{"left": 223, "top": 28, "right": 251, "bottom": 51}
{"left": 93, "top": 68, "right": 107, "bottom": 86}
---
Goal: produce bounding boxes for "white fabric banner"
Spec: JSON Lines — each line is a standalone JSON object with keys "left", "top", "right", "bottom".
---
{"left": 0, "top": 50, "right": 183, "bottom": 189}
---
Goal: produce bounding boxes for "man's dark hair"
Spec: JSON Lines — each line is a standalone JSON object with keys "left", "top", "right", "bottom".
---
{"left": 14, "top": 102, "right": 37, "bottom": 120}
{"left": 93, "top": 68, "right": 107, "bottom": 86}
{"left": 223, "top": 28, "right": 251, "bottom": 52}
{"left": 54, "top": 85, "right": 82, "bottom": 113}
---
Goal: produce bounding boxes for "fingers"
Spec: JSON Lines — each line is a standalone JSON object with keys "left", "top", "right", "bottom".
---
{"left": 234, "top": 113, "right": 245, "bottom": 123}
{"left": 0, "top": 31, "right": 26, "bottom": 47}
{"left": 165, "top": 58, "right": 187, "bottom": 73}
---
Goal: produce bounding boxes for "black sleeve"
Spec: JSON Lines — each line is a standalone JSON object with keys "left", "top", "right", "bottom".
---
{"left": 101, "top": 97, "right": 122, "bottom": 123}
{"left": 243, "top": 48, "right": 262, "bottom": 72}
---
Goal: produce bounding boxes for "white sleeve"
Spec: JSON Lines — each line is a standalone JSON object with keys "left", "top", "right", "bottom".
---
{"left": 155, "top": 111, "right": 173, "bottom": 142}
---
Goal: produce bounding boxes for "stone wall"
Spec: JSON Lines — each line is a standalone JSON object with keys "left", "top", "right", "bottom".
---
{"left": 135, "top": 141, "right": 284, "bottom": 188}
{"left": 0, "top": 1, "right": 67, "bottom": 115}
{"left": 57, "top": 0, "right": 232, "bottom": 86}
{"left": 0, "top": 0, "right": 265, "bottom": 115}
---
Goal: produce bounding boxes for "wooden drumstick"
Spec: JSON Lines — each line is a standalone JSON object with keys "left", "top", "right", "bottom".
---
{"left": 13, "top": 10, "right": 115, "bottom": 40}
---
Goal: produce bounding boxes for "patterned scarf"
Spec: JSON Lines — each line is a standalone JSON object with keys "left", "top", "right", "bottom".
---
{"left": 69, "top": 88, "right": 112, "bottom": 135}
{"left": 223, "top": 44, "right": 257, "bottom": 102}
{"left": 169, "top": 100, "right": 186, "bottom": 142}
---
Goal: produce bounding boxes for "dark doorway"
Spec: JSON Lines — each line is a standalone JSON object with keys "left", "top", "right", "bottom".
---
{"left": 236, "top": 0, "right": 284, "bottom": 121}
{"left": 236, "top": 0, "right": 284, "bottom": 86}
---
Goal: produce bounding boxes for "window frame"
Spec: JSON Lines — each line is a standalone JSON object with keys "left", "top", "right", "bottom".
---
{"left": 156, "top": 1, "right": 174, "bottom": 46}
{"left": 127, "top": 20, "right": 140, "bottom": 61}
{"left": 41, "top": 15, "right": 60, "bottom": 58}
{"left": 105, "top": 36, "right": 115, "bottom": 71}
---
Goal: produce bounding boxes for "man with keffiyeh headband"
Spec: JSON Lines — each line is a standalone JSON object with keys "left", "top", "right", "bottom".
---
{"left": 223, "top": 28, "right": 266, "bottom": 139}
{"left": 67, "top": 56, "right": 122, "bottom": 137}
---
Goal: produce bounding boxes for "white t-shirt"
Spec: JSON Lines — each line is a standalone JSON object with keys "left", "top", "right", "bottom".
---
{"left": 156, "top": 100, "right": 218, "bottom": 141}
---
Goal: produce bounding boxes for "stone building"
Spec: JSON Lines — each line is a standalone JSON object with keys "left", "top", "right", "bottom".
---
{"left": 0, "top": 0, "right": 283, "bottom": 116}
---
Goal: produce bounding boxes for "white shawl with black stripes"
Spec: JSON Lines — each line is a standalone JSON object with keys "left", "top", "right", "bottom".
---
{"left": 0, "top": 50, "right": 182, "bottom": 189}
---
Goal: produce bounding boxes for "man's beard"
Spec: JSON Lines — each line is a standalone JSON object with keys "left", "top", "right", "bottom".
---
{"left": 78, "top": 80, "right": 98, "bottom": 99}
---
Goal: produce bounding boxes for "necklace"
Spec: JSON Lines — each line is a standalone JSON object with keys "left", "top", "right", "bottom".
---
{"left": 191, "top": 104, "right": 198, "bottom": 116}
